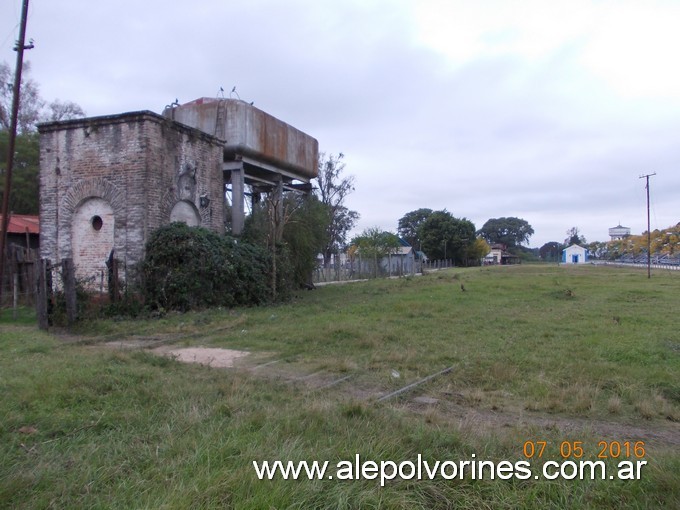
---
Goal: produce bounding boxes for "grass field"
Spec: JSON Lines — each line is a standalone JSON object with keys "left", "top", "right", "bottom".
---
{"left": 1, "top": 264, "right": 679, "bottom": 509}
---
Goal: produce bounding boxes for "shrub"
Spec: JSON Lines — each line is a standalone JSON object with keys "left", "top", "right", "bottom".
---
{"left": 141, "top": 223, "right": 274, "bottom": 311}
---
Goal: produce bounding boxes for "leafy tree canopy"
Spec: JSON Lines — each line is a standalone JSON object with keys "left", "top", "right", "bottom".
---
{"left": 397, "top": 208, "right": 432, "bottom": 249}
{"left": 280, "top": 195, "right": 328, "bottom": 288}
{"left": 586, "top": 241, "right": 608, "bottom": 260}
{"left": 351, "top": 227, "right": 401, "bottom": 260}
{"left": 477, "top": 217, "right": 534, "bottom": 248}
{"left": 0, "top": 130, "right": 39, "bottom": 214}
{"left": 462, "top": 237, "right": 491, "bottom": 266}
{"left": 539, "top": 241, "right": 563, "bottom": 261}
{"left": 418, "top": 210, "right": 476, "bottom": 265}
{"left": 607, "top": 222, "right": 680, "bottom": 259}
{"left": 242, "top": 193, "right": 328, "bottom": 290}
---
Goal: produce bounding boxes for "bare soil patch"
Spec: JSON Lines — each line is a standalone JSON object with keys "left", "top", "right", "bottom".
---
{"left": 154, "top": 346, "right": 250, "bottom": 368}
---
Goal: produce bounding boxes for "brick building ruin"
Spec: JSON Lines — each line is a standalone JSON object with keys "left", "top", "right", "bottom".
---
{"left": 38, "top": 99, "right": 318, "bottom": 291}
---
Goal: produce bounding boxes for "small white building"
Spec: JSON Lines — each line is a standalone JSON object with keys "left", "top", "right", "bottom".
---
{"left": 562, "top": 244, "right": 588, "bottom": 264}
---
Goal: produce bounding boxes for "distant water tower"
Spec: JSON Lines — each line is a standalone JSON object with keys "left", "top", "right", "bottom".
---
{"left": 609, "top": 224, "right": 631, "bottom": 240}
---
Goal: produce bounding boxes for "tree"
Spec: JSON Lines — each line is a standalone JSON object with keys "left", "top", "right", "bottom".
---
{"left": 281, "top": 195, "right": 328, "bottom": 288}
{"left": 467, "top": 237, "right": 491, "bottom": 265}
{"left": 1, "top": 60, "right": 85, "bottom": 133}
{"left": 418, "top": 210, "right": 476, "bottom": 265}
{"left": 351, "top": 227, "right": 401, "bottom": 277}
{"left": 45, "top": 99, "right": 85, "bottom": 122}
{"left": 0, "top": 61, "right": 43, "bottom": 133}
{"left": 0, "top": 130, "right": 39, "bottom": 214}
{"left": 1, "top": 61, "right": 85, "bottom": 215}
{"left": 606, "top": 222, "right": 680, "bottom": 260}
{"left": 539, "top": 241, "right": 563, "bottom": 262}
{"left": 242, "top": 192, "right": 328, "bottom": 293}
{"left": 315, "top": 152, "right": 359, "bottom": 267}
{"left": 565, "top": 227, "right": 586, "bottom": 246}
{"left": 477, "top": 217, "right": 534, "bottom": 249}
{"left": 351, "top": 228, "right": 400, "bottom": 259}
{"left": 586, "top": 241, "right": 608, "bottom": 260}
{"left": 397, "top": 208, "right": 432, "bottom": 249}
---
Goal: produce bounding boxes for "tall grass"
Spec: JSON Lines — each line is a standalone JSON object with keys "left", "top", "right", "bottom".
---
{"left": 1, "top": 265, "right": 678, "bottom": 508}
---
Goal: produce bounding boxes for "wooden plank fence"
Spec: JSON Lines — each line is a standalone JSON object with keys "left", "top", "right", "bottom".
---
{"left": 0, "top": 245, "right": 38, "bottom": 309}
{"left": 312, "top": 258, "right": 456, "bottom": 284}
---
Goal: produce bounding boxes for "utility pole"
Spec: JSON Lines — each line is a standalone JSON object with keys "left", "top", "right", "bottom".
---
{"left": 639, "top": 172, "right": 656, "bottom": 279}
{"left": 0, "top": 0, "right": 33, "bottom": 305}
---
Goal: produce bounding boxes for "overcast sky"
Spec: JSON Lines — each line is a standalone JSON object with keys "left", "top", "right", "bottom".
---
{"left": 2, "top": 0, "right": 678, "bottom": 247}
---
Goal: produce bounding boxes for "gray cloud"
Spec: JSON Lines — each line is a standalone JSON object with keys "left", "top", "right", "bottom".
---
{"left": 1, "top": 0, "right": 677, "bottom": 248}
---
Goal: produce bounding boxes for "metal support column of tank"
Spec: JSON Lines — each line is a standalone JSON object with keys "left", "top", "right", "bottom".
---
{"left": 274, "top": 175, "right": 284, "bottom": 242}
{"left": 229, "top": 164, "right": 245, "bottom": 236}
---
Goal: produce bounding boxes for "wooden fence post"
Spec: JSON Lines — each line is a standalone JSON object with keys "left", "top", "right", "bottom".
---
{"left": 35, "top": 259, "right": 48, "bottom": 330}
{"left": 12, "top": 272, "right": 18, "bottom": 320}
{"left": 62, "top": 258, "right": 77, "bottom": 326}
{"left": 112, "top": 258, "right": 119, "bottom": 302}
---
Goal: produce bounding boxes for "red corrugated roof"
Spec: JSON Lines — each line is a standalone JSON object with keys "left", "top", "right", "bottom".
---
{"left": 0, "top": 214, "right": 39, "bottom": 234}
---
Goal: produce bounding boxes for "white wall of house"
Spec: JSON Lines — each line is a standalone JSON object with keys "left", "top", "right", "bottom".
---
{"left": 562, "top": 244, "right": 588, "bottom": 264}
{"left": 484, "top": 248, "right": 503, "bottom": 265}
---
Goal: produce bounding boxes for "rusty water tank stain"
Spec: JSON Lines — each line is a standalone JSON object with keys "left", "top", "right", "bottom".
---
{"left": 166, "top": 98, "right": 318, "bottom": 180}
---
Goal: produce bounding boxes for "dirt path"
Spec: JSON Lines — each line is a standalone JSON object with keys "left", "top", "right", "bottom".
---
{"left": 406, "top": 394, "right": 680, "bottom": 448}
{"left": 95, "top": 339, "right": 680, "bottom": 449}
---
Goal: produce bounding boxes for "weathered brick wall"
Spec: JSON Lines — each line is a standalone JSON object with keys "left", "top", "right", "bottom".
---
{"left": 71, "top": 197, "right": 115, "bottom": 287}
{"left": 39, "top": 111, "right": 224, "bottom": 290}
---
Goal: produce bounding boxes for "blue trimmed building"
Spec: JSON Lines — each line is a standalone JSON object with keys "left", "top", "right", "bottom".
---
{"left": 562, "top": 244, "right": 588, "bottom": 264}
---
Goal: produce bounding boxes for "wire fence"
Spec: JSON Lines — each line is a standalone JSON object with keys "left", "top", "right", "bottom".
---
{"left": 312, "top": 259, "right": 457, "bottom": 284}
{"left": 1, "top": 248, "right": 128, "bottom": 328}
{"left": 0, "top": 245, "right": 39, "bottom": 308}
{"left": 591, "top": 260, "right": 680, "bottom": 271}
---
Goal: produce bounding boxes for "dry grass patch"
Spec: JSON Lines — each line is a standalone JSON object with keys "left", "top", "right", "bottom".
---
{"left": 607, "top": 395, "right": 623, "bottom": 414}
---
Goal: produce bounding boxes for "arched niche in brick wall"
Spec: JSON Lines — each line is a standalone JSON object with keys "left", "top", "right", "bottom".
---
{"left": 59, "top": 177, "right": 126, "bottom": 260}
{"left": 72, "top": 197, "right": 115, "bottom": 289}
{"left": 169, "top": 200, "right": 201, "bottom": 227}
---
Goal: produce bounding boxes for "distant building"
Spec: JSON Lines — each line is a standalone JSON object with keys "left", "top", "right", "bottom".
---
{"left": 381, "top": 245, "right": 416, "bottom": 274}
{"left": 484, "top": 244, "right": 503, "bottom": 265}
{"left": 483, "top": 243, "right": 520, "bottom": 265}
{"left": 562, "top": 244, "right": 588, "bottom": 264}
{"left": 609, "top": 224, "right": 631, "bottom": 240}
{"left": 0, "top": 214, "right": 39, "bottom": 250}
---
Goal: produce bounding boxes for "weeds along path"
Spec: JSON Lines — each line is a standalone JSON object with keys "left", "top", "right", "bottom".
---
{"left": 402, "top": 390, "right": 680, "bottom": 449}
{"left": 260, "top": 359, "right": 680, "bottom": 449}
{"left": 94, "top": 334, "right": 680, "bottom": 451}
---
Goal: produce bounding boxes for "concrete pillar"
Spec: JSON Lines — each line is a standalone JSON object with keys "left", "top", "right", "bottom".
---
{"left": 231, "top": 166, "right": 245, "bottom": 236}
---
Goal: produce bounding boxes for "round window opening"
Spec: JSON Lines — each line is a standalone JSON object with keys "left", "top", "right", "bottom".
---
{"left": 91, "top": 215, "right": 103, "bottom": 231}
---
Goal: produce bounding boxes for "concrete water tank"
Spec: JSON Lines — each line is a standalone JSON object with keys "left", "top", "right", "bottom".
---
{"left": 165, "top": 98, "right": 318, "bottom": 181}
